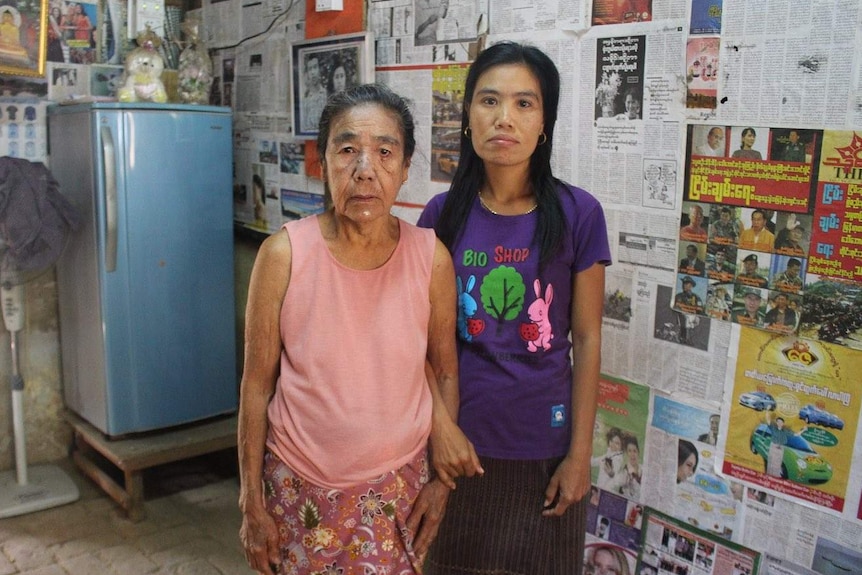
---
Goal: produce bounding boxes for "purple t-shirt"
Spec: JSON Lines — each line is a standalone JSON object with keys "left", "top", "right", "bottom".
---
{"left": 418, "top": 182, "right": 611, "bottom": 459}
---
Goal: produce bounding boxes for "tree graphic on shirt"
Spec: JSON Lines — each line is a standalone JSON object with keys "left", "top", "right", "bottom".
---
{"left": 480, "top": 266, "right": 527, "bottom": 334}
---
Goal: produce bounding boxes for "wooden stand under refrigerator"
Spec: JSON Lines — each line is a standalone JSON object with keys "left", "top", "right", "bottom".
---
{"left": 65, "top": 411, "right": 237, "bottom": 521}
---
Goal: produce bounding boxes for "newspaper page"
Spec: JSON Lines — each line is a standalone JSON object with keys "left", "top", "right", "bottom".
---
{"left": 577, "top": 23, "right": 687, "bottom": 212}
{"left": 737, "top": 490, "right": 862, "bottom": 569}
{"left": 374, "top": 65, "right": 460, "bottom": 222}
{"left": 638, "top": 507, "right": 762, "bottom": 575}
{"left": 491, "top": 0, "right": 584, "bottom": 34}
{"left": 240, "top": 0, "right": 271, "bottom": 39}
{"left": 645, "top": 393, "right": 744, "bottom": 542}
{"left": 232, "top": 108, "right": 323, "bottom": 234}
{"left": 233, "top": 33, "right": 288, "bottom": 114}
{"left": 601, "top": 261, "right": 733, "bottom": 403}
{"left": 576, "top": 19, "right": 691, "bottom": 368}
{"left": 202, "top": 0, "right": 243, "bottom": 48}
{"left": 368, "top": 0, "right": 489, "bottom": 66}
{"left": 715, "top": 0, "right": 861, "bottom": 127}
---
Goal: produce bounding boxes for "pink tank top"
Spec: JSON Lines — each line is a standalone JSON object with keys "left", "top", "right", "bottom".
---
{"left": 266, "top": 215, "right": 436, "bottom": 489}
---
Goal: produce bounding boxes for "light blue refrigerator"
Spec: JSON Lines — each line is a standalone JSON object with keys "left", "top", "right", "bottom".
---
{"left": 48, "top": 103, "right": 237, "bottom": 437}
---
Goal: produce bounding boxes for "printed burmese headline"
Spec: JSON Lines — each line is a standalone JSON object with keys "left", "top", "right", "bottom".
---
{"left": 688, "top": 176, "right": 809, "bottom": 207}
{"left": 743, "top": 369, "right": 852, "bottom": 407}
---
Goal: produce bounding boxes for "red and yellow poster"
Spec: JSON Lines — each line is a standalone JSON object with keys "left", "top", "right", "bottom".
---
{"left": 809, "top": 131, "right": 862, "bottom": 283}
{"left": 680, "top": 127, "right": 862, "bottom": 345}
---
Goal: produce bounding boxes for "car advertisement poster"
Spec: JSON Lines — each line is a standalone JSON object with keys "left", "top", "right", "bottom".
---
{"left": 718, "top": 326, "right": 861, "bottom": 513}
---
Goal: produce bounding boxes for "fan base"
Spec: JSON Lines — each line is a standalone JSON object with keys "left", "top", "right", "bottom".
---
{"left": 0, "top": 464, "right": 80, "bottom": 518}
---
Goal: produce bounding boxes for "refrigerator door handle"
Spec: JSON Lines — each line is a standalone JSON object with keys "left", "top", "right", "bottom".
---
{"left": 101, "top": 126, "right": 118, "bottom": 272}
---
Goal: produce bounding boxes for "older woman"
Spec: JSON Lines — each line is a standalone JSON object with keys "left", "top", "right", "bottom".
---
{"left": 238, "top": 84, "right": 479, "bottom": 575}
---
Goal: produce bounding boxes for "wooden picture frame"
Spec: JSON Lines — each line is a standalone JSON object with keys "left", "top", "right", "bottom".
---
{"left": 0, "top": 0, "right": 48, "bottom": 78}
{"left": 291, "top": 32, "right": 374, "bottom": 139}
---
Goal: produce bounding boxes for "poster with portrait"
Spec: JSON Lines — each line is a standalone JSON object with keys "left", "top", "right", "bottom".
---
{"left": 46, "top": 60, "right": 87, "bottom": 100}
{"left": 678, "top": 125, "right": 822, "bottom": 335}
{"left": 681, "top": 126, "right": 862, "bottom": 345}
{"left": 0, "top": 0, "right": 48, "bottom": 77}
{"left": 291, "top": 32, "right": 374, "bottom": 139}
{"left": 61, "top": 0, "right": 97, "bottom": 64}
{"left": 594, "top": 35, "right": 645, "bottom": 121}
{"left": 591, "top": 375, "right": 650, "bottom": 496}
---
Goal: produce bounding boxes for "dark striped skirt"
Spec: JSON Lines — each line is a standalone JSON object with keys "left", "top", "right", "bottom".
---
{"left": 425, "top": 456, "right": 587, "bottom": 575}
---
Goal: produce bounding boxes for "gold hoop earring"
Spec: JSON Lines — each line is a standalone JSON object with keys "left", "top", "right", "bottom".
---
{"left": 538, "top": 132, "right": 547, "bottom": 145}
{"left": 464, "top": 126, "right": 472, "bottom": 138}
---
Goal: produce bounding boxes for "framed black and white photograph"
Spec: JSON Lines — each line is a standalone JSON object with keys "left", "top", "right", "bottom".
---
{"left": 291, "top": 32, "right": 374, "bottom": 139}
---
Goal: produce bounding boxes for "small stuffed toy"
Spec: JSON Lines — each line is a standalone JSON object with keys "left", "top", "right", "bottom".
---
{"left": 118, "top": 26, "right": 168, "bottom": 103}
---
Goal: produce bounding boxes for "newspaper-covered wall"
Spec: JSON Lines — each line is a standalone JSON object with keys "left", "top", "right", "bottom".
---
{"left": 200, "top": 0, "right": 862, "bottom": 572}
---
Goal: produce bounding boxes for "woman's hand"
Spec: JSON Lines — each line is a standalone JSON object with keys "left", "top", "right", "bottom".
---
{"left": 429, "top": 411, "right": 483, "bottom": 489}
{"left": 239, "top": 501, "right": 280, "bottom": 575}
{"left": 542, "top": 455, "right": 590, "bottom": 517}
{"left": 406, "top": 478, "right": 452, "bottom": 561}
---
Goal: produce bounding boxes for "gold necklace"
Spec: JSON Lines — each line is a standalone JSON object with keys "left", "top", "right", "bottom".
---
{"left": 478, "top": 191, "right": 538, "bottom": 216}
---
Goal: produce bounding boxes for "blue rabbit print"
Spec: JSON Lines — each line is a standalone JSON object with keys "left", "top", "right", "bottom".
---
{"left": 457, "top": 274, "right": 483, "bottom": 341}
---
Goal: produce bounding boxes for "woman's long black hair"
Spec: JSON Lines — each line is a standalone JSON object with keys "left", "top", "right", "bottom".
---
{"left": 434, "top": 41, "right": 565, "bottom": 265}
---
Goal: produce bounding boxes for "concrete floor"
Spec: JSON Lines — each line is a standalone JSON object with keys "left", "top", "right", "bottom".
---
{"left": 0, "top": 454, "right": 255, "bottom": 575}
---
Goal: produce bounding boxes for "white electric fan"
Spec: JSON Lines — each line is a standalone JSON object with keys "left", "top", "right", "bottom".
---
{"left": 0, "top": 158, "right": 80, "bottom": 518}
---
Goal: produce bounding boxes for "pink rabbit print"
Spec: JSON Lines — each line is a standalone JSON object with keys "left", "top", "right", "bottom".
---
{"left": 526, "top": 279, "right": 554, "bottom": 352}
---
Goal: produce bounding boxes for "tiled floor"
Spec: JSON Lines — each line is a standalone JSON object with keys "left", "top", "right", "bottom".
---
{"left": 0, "top": 454, "right": 256, "bottom": 575}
